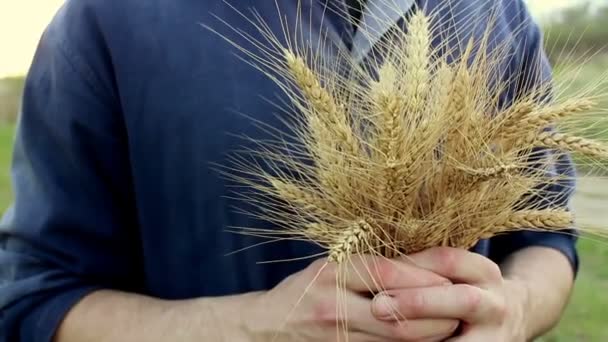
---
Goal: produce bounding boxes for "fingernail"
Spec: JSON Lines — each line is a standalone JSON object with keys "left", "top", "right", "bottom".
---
{"left": 373, "top": 294, "right": 397, "bottom": 319}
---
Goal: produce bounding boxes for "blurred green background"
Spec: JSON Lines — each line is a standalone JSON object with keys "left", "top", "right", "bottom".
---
{"left": 1, "top": 1, "right": 608, "bottom": 341}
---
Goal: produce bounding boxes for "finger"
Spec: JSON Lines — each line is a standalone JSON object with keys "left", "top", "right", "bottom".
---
{"left": 444, "top": 329, "right": 493, "bottom": 342}
{"left": 419, "top": 333, "right": 459, "bottom": 342}
{"left": 335, "top": 292, "right": 458, "bottom": 341}
{"left": 343, "top": 331, "right": 413, "bottom": 342}
{"left": 340, "top": 331, "right": 388, "bottom": 342}
{"left": 328, "top": 254, "right": 451, "bottom": 293}
{"left": 385, "top": 318, "right": 460, "bottom": 342}
{"left": 337, "top": 292, "right": 401, "bottom": 338}
{"left": 407, "top": 247, "right": 503, "bottom": 286}
{"left": 372, "top": 284, "right": 503, "bottom": 324}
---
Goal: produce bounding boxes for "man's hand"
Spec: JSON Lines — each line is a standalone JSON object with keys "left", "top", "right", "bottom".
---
{"left": 240, "top": 255, "right": 461, "bottom": 341}
{"left": 55, "top": 248, "right": 571, "bottom": 342}
{"left": 371, "top": 247, "right": 527, "bottom": 341}
{"left": 55, "top": 254, "right": 459, "bottom": 342}
{"left": 370, "top": 247, "right": 574, "bottom": 342}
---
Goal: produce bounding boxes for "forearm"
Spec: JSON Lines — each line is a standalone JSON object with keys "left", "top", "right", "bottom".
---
{"left": 500, "top": 246, "right": 575, "bottom": 340}
{"left": 53, "top": 289, "right": 261, "bottom": 342}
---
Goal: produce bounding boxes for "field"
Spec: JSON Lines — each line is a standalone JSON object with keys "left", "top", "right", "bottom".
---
{"left": 1, "top": 59, "right": 608, "bottom": 340}
{"left": 543, "top": 236, "right": 608, "bottom": 341}
{"left": 0, "top": 124, "right": 14, "bottom": 211}
{"left": 538, "top": 57, "right": 608, "bottom": 341}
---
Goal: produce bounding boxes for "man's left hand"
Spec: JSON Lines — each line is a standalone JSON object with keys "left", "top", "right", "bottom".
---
{"left": 371, "top": 247, "right": 530, "bottom": 341}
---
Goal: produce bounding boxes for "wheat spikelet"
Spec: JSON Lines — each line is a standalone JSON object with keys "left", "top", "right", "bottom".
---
{"left": 327, "top": 220, "right": 372, "bottom": 263}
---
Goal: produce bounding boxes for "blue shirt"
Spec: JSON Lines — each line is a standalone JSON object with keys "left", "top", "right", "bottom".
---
{"left": 0, "top": 0, "right": 578, "bottom": 341}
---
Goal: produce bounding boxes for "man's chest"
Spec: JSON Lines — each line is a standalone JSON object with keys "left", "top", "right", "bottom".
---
{"left": 113, "top": 0, "right": 516, "bottom": 222}
{"left": 99, "top": 0, "right": 525, "bottom": 296}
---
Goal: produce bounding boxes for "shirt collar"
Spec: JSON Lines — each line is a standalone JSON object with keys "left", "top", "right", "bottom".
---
{"left": 351, "top": 0, "right": 416, "bottom": 62}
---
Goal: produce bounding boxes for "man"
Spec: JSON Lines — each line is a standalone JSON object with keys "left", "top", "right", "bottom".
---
{"left": 0, "top": 0, "right": 578, "bottom": 341}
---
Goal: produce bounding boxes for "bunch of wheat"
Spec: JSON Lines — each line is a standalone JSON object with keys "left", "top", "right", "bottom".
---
{"left": 213, "top": 2, "right": 608, "bottom": 266}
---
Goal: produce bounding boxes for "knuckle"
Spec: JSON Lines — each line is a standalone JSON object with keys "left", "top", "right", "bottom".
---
{"left": 459, "top": 284, "right": 482, "bottom": 315}
{"left": 311, "top": 300, "right": 337, "bottom": 327}
{"left": 374, "top": 257, "right": 397, "bottom": 286}
{"left": 388, "top": 318, "right": 459, "bottom": 341}
{"left": 403, "top": 290, "right": 426, "bottom": 316}
{"left": 492, "top": 295, "right": 508, "bottom": 322}
{"left": 484, "top": 260, "right": 503, "bottom": 283}
{"left": 435, "top": 247, "right": 458, "bottom": 275}
{"left": 429, "top": 320, "right": 461, "bottom": 341}
{"left": 388, "top": 322, "right": 416, "bottom": 341}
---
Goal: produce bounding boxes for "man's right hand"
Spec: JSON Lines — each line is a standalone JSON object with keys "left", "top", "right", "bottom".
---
{"left": 54, "top": 255, "right": 459, "bottom": 342}
{"left": 235, "top": 255, "right": 460, "bottom": 341}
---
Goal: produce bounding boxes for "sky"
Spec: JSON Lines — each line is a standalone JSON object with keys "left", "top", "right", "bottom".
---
{"left": 0, "top": 0, "right": 64, "bottom": 77}
{"left": 0, "top": 0, "right": 601, "bottom": 77}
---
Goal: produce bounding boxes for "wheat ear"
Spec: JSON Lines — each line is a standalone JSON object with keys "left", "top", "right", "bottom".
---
{"left": 283, "top": 49, "right": 360, "bottom": 156}
{"left": 403, "top": 10, "right": 431, "bottom": 113}
{"left": 495, "top": 210, "right": 574, "bottom": 231}
{"left": 522, "top": 131, "right": 608, "bottom": 158}
{"left": 460, "top": 163, "right": 520, "bottom": 181}
{"left": 499, "top": 99, "right": 594, "bottom": 139}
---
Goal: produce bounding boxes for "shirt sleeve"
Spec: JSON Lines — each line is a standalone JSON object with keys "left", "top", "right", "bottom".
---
{"left": 0, "top": 3, "right": 143, "bottom": 341}
{"left": 488, "top": 0, "right": 579, "bottom": 274}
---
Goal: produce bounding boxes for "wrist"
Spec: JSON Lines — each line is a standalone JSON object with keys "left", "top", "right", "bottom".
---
{"left": 195, "top": 291, "right": 265, "bottom": 342}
